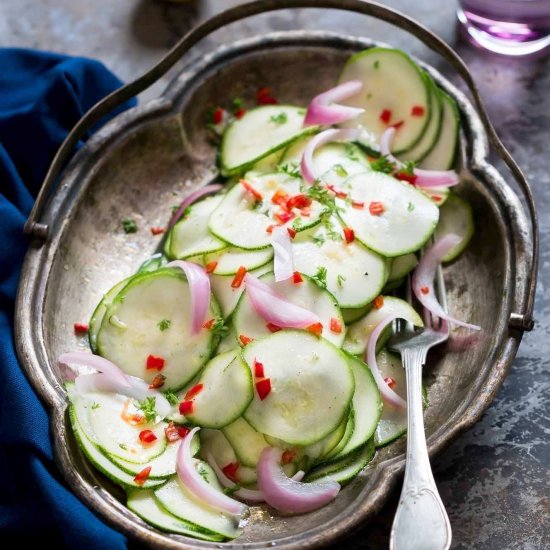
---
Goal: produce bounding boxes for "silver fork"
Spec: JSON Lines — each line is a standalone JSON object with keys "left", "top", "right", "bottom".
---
{"left": 388, "top": 266, "right": 452, "bottom": 550}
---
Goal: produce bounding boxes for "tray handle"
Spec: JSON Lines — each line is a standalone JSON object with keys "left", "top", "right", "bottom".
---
{"left": 25, "top": 0, "right": 537, "bottom": 331}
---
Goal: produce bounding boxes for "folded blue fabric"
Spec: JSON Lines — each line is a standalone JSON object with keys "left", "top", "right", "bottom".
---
{"left": 0, "top": 49, "right": 136, "bottom": 547}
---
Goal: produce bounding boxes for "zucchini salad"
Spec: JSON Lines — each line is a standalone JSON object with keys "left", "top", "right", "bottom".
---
{"left": 59, "top": 48, "right": 479, "bottom": 541}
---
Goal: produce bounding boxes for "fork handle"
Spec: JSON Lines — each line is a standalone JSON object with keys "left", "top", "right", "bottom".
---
{"left": 390, "top": 348, "right": 452, "bottom": 550}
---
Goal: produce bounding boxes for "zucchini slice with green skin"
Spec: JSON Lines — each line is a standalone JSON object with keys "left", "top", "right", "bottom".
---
{"left": 154, "top": 469, "right": 243, "bottom": 540}
{"left": 319, "top": 409, "right": 355, "bottom": 461}
{"left": 137, "top": 253, "right": 168, "bottom": 273}
{"left": 327, "top": 355, "right": 381, "bottom": 461}
{"left": 89, "top": 277, "right": 131, "bottom": 353}
{"left": 434, "top": 193, "right": 475, "bottom": 262}
{"left": 168, "top": 195, "right": 226, "bottom": 260}
{"left": 250, "top": 148, "right": 285, "bottom": 174}
{"left": 203, "top": 247, "right": 273, "bottom": 276}
{"left": 232, "top": 271, "right": 345, "bottom": 348}
{"left": 220, "top": 105, "right": 317, "bottom": 176}
{"left": 306, "top": 438, "right": 376, "bottom": 485}
{"left": 127, "top": 489, "right": 225, "bottom": 541}
{"left": 336, "top": 171, "right": 440, "bottom": 257}
{"left": 341, "top": 304, "right": 372, "bottom": 324}
{"left": 69, "top": 405, "right": 166, "bottom": 490}
{"left": 208, "top": 172, "right": 328, "bottom": 250}
{"left": 388, "top": 253, "right": 418, "bottom": 282}
{"left": 222, "top": 417, "right": 269, "bottom": 468}
{"left": 242, "top": 330, "right": 355, "bottom": 446}
{"left": 343, "top": 296, "right": 423, "bottom": 356}
{"left": 420, "top": 90, "right": 460, "bottom": 170}
{"left": 338, "top": 48, "right": 432, "bottom": 153}
{"left": 97, "top": 268, "right": 219, "bottom": 391}
{"left": 292, "top": 216, "right": 389, "bottom": 308}
{"left": 186, "top": 351, "right": 253, "bottom": 429}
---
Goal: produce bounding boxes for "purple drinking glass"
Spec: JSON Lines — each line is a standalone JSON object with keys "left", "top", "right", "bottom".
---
{"left": 458, "top": 0, "right": 550, "bottom": 55}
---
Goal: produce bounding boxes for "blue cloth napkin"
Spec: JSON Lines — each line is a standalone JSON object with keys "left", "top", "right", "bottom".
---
{"left": 0, "top": 48, "right": 136, "bottom": 547}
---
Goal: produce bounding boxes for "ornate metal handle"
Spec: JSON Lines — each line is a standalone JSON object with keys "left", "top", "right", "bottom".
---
{"left": 390, "top": 348, "right": 452, "bottom": 550}
{"left": 26, "top": 0, "right": 537, "bottom": 331}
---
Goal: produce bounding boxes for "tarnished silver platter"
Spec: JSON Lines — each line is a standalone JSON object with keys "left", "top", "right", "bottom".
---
{"left": 15, "top": 6, "right": 536, "bottom": 549}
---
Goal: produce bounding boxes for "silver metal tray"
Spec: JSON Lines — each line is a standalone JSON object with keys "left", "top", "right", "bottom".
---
{"left": 15, "top": 1, "right": 537, "bottom": 548}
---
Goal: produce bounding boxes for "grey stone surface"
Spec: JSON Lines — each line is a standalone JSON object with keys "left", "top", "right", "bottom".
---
{"left": 1, "top": 0, "right": 548, "bottom": 548}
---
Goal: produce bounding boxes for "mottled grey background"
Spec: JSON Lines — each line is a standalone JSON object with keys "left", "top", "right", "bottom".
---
{"left": 1, "top": 0, "right": 548, "bottom": 548}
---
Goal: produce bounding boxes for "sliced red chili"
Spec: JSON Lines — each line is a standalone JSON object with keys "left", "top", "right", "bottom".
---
{"left": 411, "top": 105, "right": 425, "bottom": 117}
{"left": 392, "top": 120, "right": 405, "bottom": 130}
{"left": 351, "top": 200, "right": 365, "bottom": 209}
{"left": 258, "top": 95, "right": 278, "bottom": 105}
{"left": 146, "top": 354, "right": 165, "bottom": 371}
{"left": 239, "top": 334, "right": 253, "bottom": 346}
{"left": 384, "top": 376, "right": 397, "bottom": 389}
{"left": 265, "top": 224, "right": 279, "bottom": 234}
{"left": 235, "top": 107, "right": 246, "bottom": 119}
{"left": 202, "top": 318, "right": 215, "bottom": 330}
{"left": 239, "top": 179, "right": 263, "bottom": 201}
{"left": 326, "top": 184, "right": 348, "bottom": 199}
{"left": 134, "top": 466, "right": 152, "bottom": 486}
{"left": 222, "top": 462, "right": 240, "bottom": 483}
{"left": 179, "top": 401, "right": 194, "bottom": 415}
{"left": 256, "top": 378, "right": 272, "bottom": 400}
{"left": 292, "top": 271, "right": 303, "bottom": 284}
{"left": 164, "top": 422, "right": 181, "bottom": 442}
{"left": 231, "top": 266, "right": 247, "bottom": 288}
{"left": 380, "top": 109, "right": 392, "bottom": 124}
{"left": 257, "top": 87, "right": 271, "bottom": 99}
{"left": 177, "top": 426, "right": 191, "bottom": 438}
{"left": 205, "top": 261, "right": 218, "bottom": 273}
{"left": 148, "top": 374, "right": 166, "bottom": 389}
{"left": 185, "top": 383, "right": 204, "bottom": 400}
{"left": 271, "top": 189, "right": 289, "bottom": 207}
{"left": 281, "top": 449, "right": 297, "bottom": 465}
{"left": 139, "top": 429, "right": 158, "bottom": 444}
{"left": 395, "top": 172, "right": 417, "bottom": 185}
{"left": 287, "top": 227, "right": 297, "bottom": 239}
{"left": 150, "top": 226, "right": 165, "bottom": 235}
{"left": 431, "top": 195, "right": 442, "bottom": 202}
{"left": 374, "top": 295, "right": 384, "bottom": 310}
{"left": 306, "top": 322, "right": 323, "bottom": 337}
{"left": 212, "top": 107, "right": 224, "bottom": 125}
{"left": 420, "top": 286, "right": 430, "bottom": 295}
{"left": 286, "top": 194, "right": 312, "bottom": 210}
{"left": 266, "top": 323, "right": 282, "bottom": 333}
{"left": 275, "top": 210, "right": 295, "bottom": 224}
{"left": 369, "top": 202, "right": 385, "bottom": 216}
{"left": 73, "top": 323, "right": 89, "bottom": 334}
{"left": 343, "top": 227, "right": 355, "bottom": 244}
{"left": 330, "top": 317, "right": 343, "bottom": 334}
{"left": 254, "top": 359, "right": 265, "bottom": 378}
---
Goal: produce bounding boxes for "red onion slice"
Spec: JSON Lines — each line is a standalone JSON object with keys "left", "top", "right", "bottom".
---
{"left": 271, "top": 226, "right": 294, "bottom": 282}
{"left": 257, "top": 447, "right": 340, "bottom": 514}
{"left": 412, "top": 235, "right": 481, "bottom": 331}
{"left": 300, "top": 128, "right": 362, "bottom": 184}
{"left": 366, "top": 314, "right": 408, "bottom": 409}
{"left": 167, "top": 260, "right": 211, "bottom": 335}
{"left": 244, "top": 273, "right": 320, "bottom": 328}
{"left": 58, "top": 352, "right": 130, "bottom": 388}
{"left": 303, "top": 80, "right": 365, "bottom": 127}
{"left": 379, "top": 128, "right": 459, "bottom": 188}
{"left": 176, "top": 428, "right": 247, "bottom": 516}
{"left": 168, "top": 184, "right": 224, "bottom": 229}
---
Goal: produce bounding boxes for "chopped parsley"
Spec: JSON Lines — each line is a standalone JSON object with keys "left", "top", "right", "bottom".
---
{"left": 162, "top": 391, "right": 179, "bottom": 406}
{"left": 334, "top": 164, "right": 348, "bottom": 178}
{"left": 122, "top": 218, "right": 137, "bottom": 234}
{"left": 311, "top": 266, "right": 327, "bottom": 289}
{"left": 223, "top": 485, "right": 241, "bottom": 495}
{"left": 134, "top": 396, "right": 157, "bottom": 423}
{"left": 270, "top": 112, "right": 288, "bottom": 125}
{"left": 403, "top": 160, "right": 417, "bottom": 175}
{"left": 311, "top": 234, "right": 326, "bottom": 247}
{"left": 197, "top": 464, "right": 210, "bottom": 483}
{"left": 118, "top": 443, "right": 128, "bottom": 451}
{"left": 306, "top": 184, "right": 338, "bottom": 216}
{"left": 337, "top": 274, "right": 346, "bottom": 288}
{"left": 323, "top": 216, "right": 343, "bottom": 241}
{"left": 91, "top": 402, "right": 100, "bottom": 410}
{"left": 292, "top": 217, "right": 303, "bottom": 229}
{"left": 158, "top": 319, "right": 171, "bottom": 331}
{"left": 370, "top": 156, "right": 396, "bottom": 174}
{"left": 345, "top": 143, "right": 360, "bottom": 161}
{"left": 231, "top": 97, "right": 243, "bottom": 110}
{"left": 407, "top": 202, "right": 415, "bottom": 212}
{"left": 210, "top": 317, "right": 229, "bottom": 339}
{"left": 277, "top": 162, "right": 301, "bottom": 179}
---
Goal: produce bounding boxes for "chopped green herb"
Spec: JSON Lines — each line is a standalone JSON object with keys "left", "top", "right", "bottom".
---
{"left": 366, "top": 93, "right": 372, "bottom": 100}
{"left": 270, "top": 112, "right": 288, "bottom": 125}
{"left": 312, "top": 353, "right": 320, "bottom": 362}
{"left": 306, "top": 184, "right": 338, "bottom": 217}
{"left": 231, "top": 97, "right": 243, "bottom": 110}
{"left": 158, "top": 319, "right": 171, "bottom": 331}
{"left": 134, "top": 396, "right": 157, "bottom": 423}
{"left": 91, "top": 402, "right": 100, "bottom": 410}
{"left": 211, "top": 317, "right": 229, "bottom": 339}
{"left": 370, "top": 156, "right": 396, "bottom": 174}
{"left": 122, "top": 218, "right": 137, "bottom": 234}
{"left": 292, "top": 217, "right": 303, "bottom": 229}
{"left": 171, "top": 204, "right": 180, "bottom": 214}
{"left": 162, "top": 391, "right": 179, "bottom": 406}
{"left": 252, "top": 200, "right": 264, "bottom": 211}
{"left": 334, "top": 164, "right": 348, "bottom": 178}
{"left": 311, "top": 266, "right": 327, "bottom": 289}
{"left": 403, "top": 160, "right": 417, "bottom": 175}
{"left": 223, "top": 485, "right": 241, "bottom": 495}
{"left": 197, "top": 464, "right": 210, "bottom": 483}
{"left": 311, "top": 234, "right": 325, "bottom": 247}
{"left": 277, "top": 162, "right": 302, "bottom": 179}
{"left": 323, "top": 216, "right": 343, "bottom": 241}
{"left": 407, "top": 202, "right": 415, "bottom": 212}
{"left": 374, "top": 60, "right": 380, "bottom": 69}
{"left": 119, "top": 443, "right": 128, "bottom": 451}
{"left": 337, "top": 274, "right": 346, "bottom": 288}
{"left": 345, "top": 143, "right": 360, "bottom": 161}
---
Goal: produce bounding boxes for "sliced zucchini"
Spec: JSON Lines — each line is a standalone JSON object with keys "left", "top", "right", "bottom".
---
{"left": 154, "top": 469, "right": 243, "bottom": 540}
{"left": 216, "top": 326, "right": 239, "bottom": 354}
{"left": 388, "top": 253, "right": 418, "bottom": 282}
{"left": 336, "top": 171, "right": 440, "bottom": 257}
{"left": 220, "top": 105, "right": 317, "bottom": 176}
{"left": 434, "top": 193, "right": 475, "bottom": 262}
{"left": 97, "top": 269, "right": 219, "bottom": 391}
{"left": 338, "top": 48, "right": 432, "bottom": 153}
{"left": 69, "top": 405, "right": 165, "bottom": 489}
{"left": 232, "top": 271, "right": 345, "bottom": 348}
{"left": 341, "top": 304, "right": 372, "bottom": 324}
{"left": 242, "top": 330, "right": 354, "bottom": 445}
{"left": 203, "top": 247, "right": 273, "bottom": 276}
{"left": 138, "top": 253, "right": 168, "bottom": 273}
{"left": 343, "top": 296, "right": 424, "bottom": 356}
{"left": 302, "top": 411, "right": 352, "bottom": 465}
{"left": 420, "top": 90, "right": 460, "bottom": 170}
{"left": 306, "top": 439, "right": 375, "bottom": 485}
{"left": 208, "top": 172, "right": 327, "bottom": 250}
{"left": 168, "top": 195, "right": 226, "bottom": 260}
{"left": 250, "top": 148, "right": 284, "bottom": 173}
{"left": 127, "top": 489, "right": 224, "bottom": 541}
{"left": 222, "top": 417, "right": 269, "bottom": 468}
{"left": 292, "top": 216, "right": 389, "bottom": 308}
{"left": 186, "top": 351, "right": 253, "bottom": 429}
{"left": 319, "top": 409, "right": 355, "bottom": 461}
